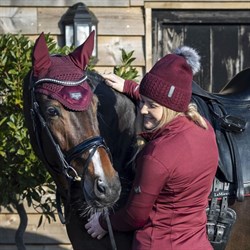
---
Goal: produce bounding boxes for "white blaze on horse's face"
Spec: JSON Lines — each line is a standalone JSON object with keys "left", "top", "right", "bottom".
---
{"left": 82, "top": 146, "right": 121, "bottom": 207}
{"left": 90, "top": 148, "right": 105, "bottom": 180}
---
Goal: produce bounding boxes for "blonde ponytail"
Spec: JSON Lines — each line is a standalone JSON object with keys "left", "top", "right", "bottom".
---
{"left": 185, "top": 103, "right": 208, "bottom": 129}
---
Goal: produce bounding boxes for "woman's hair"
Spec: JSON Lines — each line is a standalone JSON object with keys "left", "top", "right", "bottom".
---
{"left": 134, "top": 103, "right": 208, "bottom": 164}
{"left": 185, "top": 103, "right": 208, "bottom": 129}
{"left": 153, "top": 102, "right": 208, "bottom": 131}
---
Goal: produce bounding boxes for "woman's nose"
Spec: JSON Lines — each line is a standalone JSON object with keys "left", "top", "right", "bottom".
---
{"left": 140, "top": 104, "right": 148, "bottom": 114}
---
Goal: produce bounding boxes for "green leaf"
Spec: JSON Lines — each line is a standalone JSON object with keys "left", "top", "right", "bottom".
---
{"left": 0, "top": 117, "right": 7, "bottom": 126}
{"left": 17, "top": 149, "right": 25, "bottom": 155}
{"left": 7, "top": 121, "right": 16, "bottom": 130}
{"left": 127, "top": 50, "right": 134, "bottom": 59}
{"left": 0, "top": 150, "right": 6, "bottom": 157}
{"left": 113, "top": 49, "right": 139, "bottom": 81}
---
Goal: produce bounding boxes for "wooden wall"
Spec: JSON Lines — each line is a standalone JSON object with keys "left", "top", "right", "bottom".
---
{"left": 1, "top": 0, "right": 249, "bottom": 77}
{"left": 0, "top": 202, "right": 72, "bottom": 250}
{"left": 0, "top": 0, "right": 146, "bottom": 81}
{"left": 1, "top": 1, "right": 250, "bottom": 249}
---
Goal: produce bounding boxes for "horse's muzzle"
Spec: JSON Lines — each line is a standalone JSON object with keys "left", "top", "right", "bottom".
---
{"left": 83, "top": 172, "right": 121, "bottom": 209}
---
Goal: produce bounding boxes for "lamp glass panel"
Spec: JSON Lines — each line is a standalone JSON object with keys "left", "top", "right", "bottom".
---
{"left": 76, "top": 24, "right": 89, "bottom": 47}
{"left": 65, "top": 25, "right": 74, "bottom": 46}
{"left": 91, "top": 25, "right": 96, "bottom": 57}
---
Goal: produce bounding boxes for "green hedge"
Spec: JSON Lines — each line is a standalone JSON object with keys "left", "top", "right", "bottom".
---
{"left": 0, "top": 34, "right": 73, "bottom": 222}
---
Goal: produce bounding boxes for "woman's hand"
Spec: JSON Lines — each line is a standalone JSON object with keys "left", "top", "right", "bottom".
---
{"left": 101, "top": 73, "right": 125, "bottom": 93}
{"left": 85, "top": 212, "right": 108, "bottom": 240}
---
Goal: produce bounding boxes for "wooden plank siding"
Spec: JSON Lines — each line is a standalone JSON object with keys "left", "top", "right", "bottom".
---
{"left": 0, "top": 5, "right": 145, "bottom": 78}
{"left": 0, "top": 204, "right": 72, "bottom": 249}
{"left": 144, "top": 1, "right": 250, "bottom": 9}
{"left": 144, "top": 1, "right": 250, "bottom": 70}
{"left": 0, "top": 0, "right": 132, "bottom": 7}
{"left": 151, "top": 9, "right": 250, "bottom": 91}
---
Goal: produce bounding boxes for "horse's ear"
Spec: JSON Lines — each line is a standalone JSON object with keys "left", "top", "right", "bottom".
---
{"left": 32, "top": 32, "right": 51, "bottom": 77}
{"left": 69, "top": 30, "right": 95, "bottom": 70}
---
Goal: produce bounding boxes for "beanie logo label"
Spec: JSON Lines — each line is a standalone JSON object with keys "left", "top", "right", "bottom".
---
{"left": 168, "top": 85, "right": 175, "bottom": 98}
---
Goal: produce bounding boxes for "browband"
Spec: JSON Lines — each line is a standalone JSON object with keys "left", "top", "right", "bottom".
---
{"left": 34, "top": 75, "right": 88, "bottom": 87}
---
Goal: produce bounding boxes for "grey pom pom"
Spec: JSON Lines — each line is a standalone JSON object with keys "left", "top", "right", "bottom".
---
{"left": 173, "top": 46, "right": 201, "bottom": 75}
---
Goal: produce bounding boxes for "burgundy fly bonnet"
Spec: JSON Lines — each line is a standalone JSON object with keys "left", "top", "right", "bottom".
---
{"left": 32, "top": 31, "right": 95, "bottom": 111}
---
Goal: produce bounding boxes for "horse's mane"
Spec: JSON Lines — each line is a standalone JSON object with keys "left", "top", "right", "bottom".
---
{"left": 86, "top": 70, "right": 140, "bottom": 171}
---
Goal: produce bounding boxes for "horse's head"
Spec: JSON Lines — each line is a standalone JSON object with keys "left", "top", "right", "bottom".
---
{"left": 24, "top": 31, "right": 121, "bottom": 213}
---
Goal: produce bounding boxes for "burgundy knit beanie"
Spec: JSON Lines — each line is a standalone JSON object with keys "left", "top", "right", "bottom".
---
{"left": 139, "top": 46, "right": 200, "bottom": 112}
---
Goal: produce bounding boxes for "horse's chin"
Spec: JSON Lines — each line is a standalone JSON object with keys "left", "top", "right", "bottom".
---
{"left": 83, "top": 181, "right": 119, "bottom": 204}
{"left": 81, "top": 188, "right": 118, "bottom": 216}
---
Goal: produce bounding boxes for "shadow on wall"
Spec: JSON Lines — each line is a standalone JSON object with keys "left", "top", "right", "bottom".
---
{"left": 0, "top": 227, "right": 72, "bottom": 250}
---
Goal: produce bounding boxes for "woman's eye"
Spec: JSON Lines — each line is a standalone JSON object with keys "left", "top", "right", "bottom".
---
{"left": 150, "top": 104, "right": 158, "bottom": 108}
{"left": 47, "top": 107, "right": 59, "bottom": 117}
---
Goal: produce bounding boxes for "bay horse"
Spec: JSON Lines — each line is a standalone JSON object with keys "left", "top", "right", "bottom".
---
{"left": 23, "top": 31, "right": 138, "bottom": 250}
{"left": 23, "top": 30, "right": 250, "bottom": 250}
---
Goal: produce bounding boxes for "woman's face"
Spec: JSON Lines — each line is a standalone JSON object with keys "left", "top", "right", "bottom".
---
{"left": 139, "top": 95, "right": 164, "bottom": 130}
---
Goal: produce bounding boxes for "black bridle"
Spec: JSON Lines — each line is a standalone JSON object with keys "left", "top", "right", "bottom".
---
{"left": 29, "top": 75, "right": 112, "bottom": 222}
{"left": 29, "top": 74, "right": 118, "bottom": 250}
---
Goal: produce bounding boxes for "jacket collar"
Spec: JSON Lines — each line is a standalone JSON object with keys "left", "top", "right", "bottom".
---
{"left": 140, "top": 115, "right": 191, "bottom": 142}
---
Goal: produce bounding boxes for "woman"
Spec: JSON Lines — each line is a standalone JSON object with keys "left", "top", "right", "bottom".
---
{"left": 85, "top": 46, "right": 218, "bottom": 250}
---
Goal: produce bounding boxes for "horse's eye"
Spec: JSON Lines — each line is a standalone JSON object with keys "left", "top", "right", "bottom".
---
{"left": 47, "top": 107, "right": 59, "bottom": 117}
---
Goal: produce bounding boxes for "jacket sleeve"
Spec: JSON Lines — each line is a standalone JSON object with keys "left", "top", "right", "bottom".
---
{"left": 100, "top": 155, "right": 169, "bottom": 231}
{"left": 123, "top": 80, "right": 141, "bottom": 102}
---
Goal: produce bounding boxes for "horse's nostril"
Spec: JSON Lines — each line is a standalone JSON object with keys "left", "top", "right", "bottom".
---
{"left": 96, "top": 179, "right": 106, "bottom": 194}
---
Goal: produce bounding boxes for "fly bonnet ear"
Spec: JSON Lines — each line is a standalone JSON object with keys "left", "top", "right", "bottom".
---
{"left": 32, "top": 30, "right": 95, "bottom": 82}
{"left": 69, "top": 30, "right": 95, "bottom": 70}
{"left": 32, "top": 32, "right": 51, "bottom": 78}
{"left": 139, "top": 46, "right": 200, "bottom": 112}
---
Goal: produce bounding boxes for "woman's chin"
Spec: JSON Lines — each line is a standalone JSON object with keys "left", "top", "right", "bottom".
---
{"left": 143, "top": 121, "right": 154, "bottom": 130}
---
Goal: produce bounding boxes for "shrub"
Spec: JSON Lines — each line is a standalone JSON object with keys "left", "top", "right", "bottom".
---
{"left": 0, "top": 34, "right": 72, "bottom": 223}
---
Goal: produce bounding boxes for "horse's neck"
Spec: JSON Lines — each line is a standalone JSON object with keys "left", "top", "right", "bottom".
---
{"left": 97, "top": 87, "right": 138, "bottom": 167}
{"left": 87, "top": 70, "right": 139, "bottom": 172}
